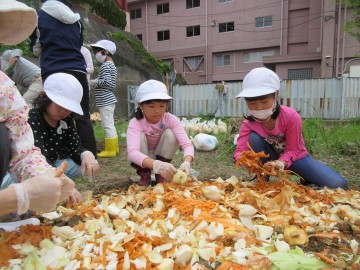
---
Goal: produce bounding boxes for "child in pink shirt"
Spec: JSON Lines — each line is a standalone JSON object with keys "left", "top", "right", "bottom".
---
{"left": 127, "top": 80, "right": 194, "bottom": 186}
{"left": 234, "top": 67, "right": 347, "bottom": 189}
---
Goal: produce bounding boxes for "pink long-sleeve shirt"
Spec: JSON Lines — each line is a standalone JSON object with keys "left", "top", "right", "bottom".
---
{"left": 127, "top": 112, "right": 194, "bottom": 166}
{"left": 234, "top": 105, "right": 308, "bottom": 168}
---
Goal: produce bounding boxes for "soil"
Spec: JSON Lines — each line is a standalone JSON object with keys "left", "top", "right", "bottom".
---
{"left": 75, "top": 140, "right": 360, "bottom": 194}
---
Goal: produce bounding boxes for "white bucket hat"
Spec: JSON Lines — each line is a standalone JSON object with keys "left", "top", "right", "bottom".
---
{"left": 0, "top": 0, "right": 37, "bottom": 45}
{"left": 136, "top": 79, "right": 172, "bottom": 103}
{"left": 90, "top": 40, "right": 116, "bottom": 55}
{"left": 236, "top": 67, "right": 280, "bottom": 98}
{"left": 44, "top": 73, "right": 84, "bottom": 115}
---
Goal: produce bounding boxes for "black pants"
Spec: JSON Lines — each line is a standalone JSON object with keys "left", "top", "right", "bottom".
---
{"left": 43, "top": 70, "right": 97, "bottom": 158}
{"left": 0, "top": 123, "right": 11, "bottom": 185}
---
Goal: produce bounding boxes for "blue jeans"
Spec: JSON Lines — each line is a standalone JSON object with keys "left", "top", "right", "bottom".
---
{"left": 54, "top": 158, "right": 82, "bottom": 180}
{"left": 248, "top": 132, "right": 348, "bottom": 189}
{"left": 0, "top": 158, "right": 81, "bottom": 190}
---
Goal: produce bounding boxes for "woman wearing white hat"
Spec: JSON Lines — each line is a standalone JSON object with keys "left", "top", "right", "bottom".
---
{"left": 0, "top": 0, "right": 75, "bottom": 216}
{"left": 29, "top": 73, "right": 100, "bottom": 180}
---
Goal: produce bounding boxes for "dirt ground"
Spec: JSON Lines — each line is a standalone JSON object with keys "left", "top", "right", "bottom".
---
{"left": 75, "top": 140, "right": 360, "bottom": 193}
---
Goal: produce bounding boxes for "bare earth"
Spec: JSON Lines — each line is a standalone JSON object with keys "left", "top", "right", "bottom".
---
{"left": 75, "top": 140, "right": 360, "bottom": 194}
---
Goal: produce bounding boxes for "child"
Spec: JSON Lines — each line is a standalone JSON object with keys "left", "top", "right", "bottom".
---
{"left": 234, "top": 67, "right": 348, "bottom": 189}
{"left": 29, "top": 73, "right": 100, "bottom": 180}
{"left": 127, "top": 79, "right": 194, "bottom": 186}
{"left": 90, "top": 39, "right": 118, "bottom": 158}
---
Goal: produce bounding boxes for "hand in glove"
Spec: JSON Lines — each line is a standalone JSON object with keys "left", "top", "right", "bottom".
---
{"left": 68, "top": 188, "right": 83, "bottom": 204}
{"left": 13, "top": 168, "right": 75, "bottom": 214}
{"left": 266, "top": 160, "right": 286, "bottom": 170}
{"left": 153, "top": 160, "right": 177, "bottom": 179}
{"left": 81, "top": 151, "right": 100, "bottom": 178}
{"left": 178, "top": 161, "right": 191, "bottom": 175}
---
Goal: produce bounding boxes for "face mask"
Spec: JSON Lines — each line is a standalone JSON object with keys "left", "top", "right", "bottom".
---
{"left": 249, "top": 102, "right": 276, "bottom": 121}
{"left": 95, "top": 52, "right": 106, "bottom": 64}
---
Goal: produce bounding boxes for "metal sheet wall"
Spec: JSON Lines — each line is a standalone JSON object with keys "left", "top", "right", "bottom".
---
{"left": 172, "top": 78, "right": 360, "bottom": 119}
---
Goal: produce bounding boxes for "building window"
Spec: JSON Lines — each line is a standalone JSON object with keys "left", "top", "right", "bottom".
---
{"left": 243, "top": 50, "right": 275, "bottom": 63}
{"left": 219, "top": 0, "right": 232, "bottom": 3}
{"left": 186, "top": 0, "right": 200, "bottom": 9}
{"left": 255, "top": 16, "right": 273, "bottom": 28}
{"left": 186, "top": 25, "right": 200, "bottom": 37}
{"left": 157, "top": 3, "right": 169, "bottom": 14}
{"left": 219, "top": 22, "right": 234, "bottom": 33}
{"left": 184, "top": 56, "right": 204, "bottom": 72}
{"left": 288, "top": 68, "right": 313, "bottom": 79}
{"left": 130, "top": 9, "right": 141, "bottom": 19}
{"left": 136, "top": 34, "right": 142, "bottom": 41}
{"left": 216, "top": 54, "right": 231, "bottom": 66}
{"left": 157, "top": 30, "right": 170, "bottom": 41}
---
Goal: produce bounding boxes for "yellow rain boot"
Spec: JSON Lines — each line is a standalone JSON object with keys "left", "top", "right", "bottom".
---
{"left": 115, "top": 135, "right": 119, "bottom": 154}
{"left": 98, "top": 137, "right": 117, "bottom": 158}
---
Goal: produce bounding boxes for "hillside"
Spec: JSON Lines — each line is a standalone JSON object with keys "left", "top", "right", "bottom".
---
{"left": 14, "top": 0, "right": 165, "bottom": 117}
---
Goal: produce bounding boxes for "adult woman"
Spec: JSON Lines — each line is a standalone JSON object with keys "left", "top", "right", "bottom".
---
{"left": 0, "top": 0, "right": 74, "bottom": 216}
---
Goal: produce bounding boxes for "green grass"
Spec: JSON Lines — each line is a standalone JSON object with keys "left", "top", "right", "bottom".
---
{"left": 93, "top": 117, "right": 360, "bottom": 158}
{"left": 91, "top": 116, "right": 360, "bottom": 188}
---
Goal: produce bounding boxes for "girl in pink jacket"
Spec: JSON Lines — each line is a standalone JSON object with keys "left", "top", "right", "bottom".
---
{"left": 127, "top": 80, "right": 194, "bottom": 186}
{"left": 234, "top": 67, "right": 347, "bottom": 189}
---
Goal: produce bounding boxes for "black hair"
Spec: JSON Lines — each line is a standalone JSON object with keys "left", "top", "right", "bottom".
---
{"left": 243, "top": 93, "right": 281, "bottom": 121}
{"left": 33, "top": 93, "right": 76, "bottom": 117}
{"left": 92, "top": 47, "right": 113, "bottom": 57}
{"left": 132, "top": 99, "right": 169, "bottom": 120}
{"left": 33, "top": 93, "right": 52, "bottom": 112}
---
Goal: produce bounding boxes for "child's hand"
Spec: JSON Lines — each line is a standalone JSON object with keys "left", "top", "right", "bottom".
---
{"left": 153, "top": 160, "right": 177, "bottom": 179}
{"left": 266, "top": 160, "right": 285, "bottom": 170}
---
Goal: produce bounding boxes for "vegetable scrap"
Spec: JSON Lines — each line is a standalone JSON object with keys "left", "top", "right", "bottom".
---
{"left": 0, "top": 150, "right": 359, "bottom": 269}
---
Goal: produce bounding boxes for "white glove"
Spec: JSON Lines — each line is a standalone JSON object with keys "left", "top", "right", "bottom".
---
{"left": 179, "top": 161, "right": 191, "bottom": 175}
{"left": 81, "top": 151, "right": 99, "bottom": 178}
{"left": 266, "top": 160, "right": 285, "bottom": 170}
{"left": 153, "top": 160, "right": 177, "bottom": 179}
{"left": 13, "top": 169, "right": 75, "bottom": 214}
{"left": 68, "top": 188, "right": 83, "bottom": 204}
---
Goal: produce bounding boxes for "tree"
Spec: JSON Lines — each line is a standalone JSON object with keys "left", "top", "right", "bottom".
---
{"left": 339, "top": 0, "right": 360, "bottom": 42}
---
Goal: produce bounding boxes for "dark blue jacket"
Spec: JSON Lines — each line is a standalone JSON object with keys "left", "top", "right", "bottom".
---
{"left": 37, "top": 10, "right": 86, "bottom": 78}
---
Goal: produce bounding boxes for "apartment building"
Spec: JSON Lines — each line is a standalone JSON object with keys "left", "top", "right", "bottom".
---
{"left": 128, "top": 0, "right": 360, "bottom": 84}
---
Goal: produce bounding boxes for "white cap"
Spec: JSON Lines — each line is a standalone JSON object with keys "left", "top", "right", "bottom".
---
{"left": 90, "top": 40, "right": 116, "bottom": 55}
{"left": 136, "top": 79, "right": 172, "bottom": 103}
{"left": 44, "top": 73, "right": 83, "bottom": 115}
{"left": 0, "top": 0, "right": 37, "bottom": 45}
{"left": 236, "top": 67, "right": 280, "bottom": 98}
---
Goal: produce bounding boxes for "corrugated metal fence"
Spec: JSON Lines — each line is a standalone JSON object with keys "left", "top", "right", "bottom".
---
{"left": 171, "top": 78, "right": 360, "bottom": 119}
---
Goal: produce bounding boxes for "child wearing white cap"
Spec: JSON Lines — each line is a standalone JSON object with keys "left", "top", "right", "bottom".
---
{"left": 29, "top": 73, "right": 100, "bottom": 181}
{"left": 0, "top": 0, "right": 75, "bottom": 216}
{"left": 90, "top": 40, "right": 118, "bottom": 158}
{"left": 126, "top": 79, "right": 194, "bottom": 186}
{"left": 234, "top": 67, "right": 348, "bottom": 189}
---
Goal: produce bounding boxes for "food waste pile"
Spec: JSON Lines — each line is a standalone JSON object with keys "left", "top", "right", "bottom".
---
{"left": 0, "top": 151, "right": 359, "bottom": 270}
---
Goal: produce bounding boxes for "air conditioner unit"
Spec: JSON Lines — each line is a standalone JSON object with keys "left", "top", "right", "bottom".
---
{"left": 350, "top": 65, "right": 360, "bottom": 77}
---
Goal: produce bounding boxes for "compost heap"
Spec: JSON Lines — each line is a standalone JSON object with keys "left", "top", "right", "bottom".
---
{"left": 0, "top": 150, "right": 359, "bottom": 270}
